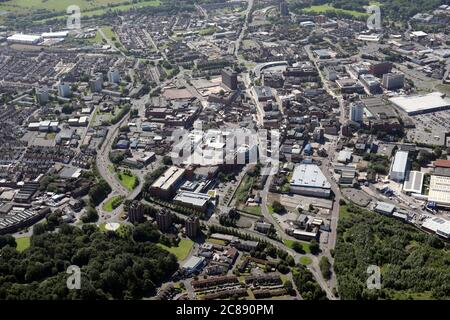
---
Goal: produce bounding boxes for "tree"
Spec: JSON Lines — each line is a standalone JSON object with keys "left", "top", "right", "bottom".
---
{"left": 89, "top": 179, "right": 112, "bottom": 206}
{"left": 319, "top": 256, "right": 332, "bottom": 279}
{"left": 81, "top": 207, "right": 99, "bottom": 223}
{"left": 132, "top": 222, "right": 160, "bottom": 243}
{"left": 272, "top": 201, "right": 286, "bottom": 214}
{"left": 284, "top": 280, "right": 295, "bottom": 295}
{"left": 162, "top": 156, "right": 173, "bottom": 166}
{"left": 309, "top": 240, "right": 320, "bottom": 255}
{"left": 0, "top": 235, "right": 16, "bottom": 249}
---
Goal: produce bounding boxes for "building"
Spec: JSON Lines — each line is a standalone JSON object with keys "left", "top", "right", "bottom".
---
{"left": 350, "top": 103, "right": 364, "bottom": 122}
{"left": 156, "top": 210, "right": 172, "bottom": 232}
{"left": 221, "top": 68, "right": 238, "bottom": 90}
{"left": 428, "top": 175, "right": 450, "bottom": 208}
{"left": 402, "top": 171, "right": 424, "bottom": 194}
{"left": 36, "top": 87, "right": 49, "bottom": 105}
{"left": 369, "top": 62, "right": 393, "bottom": 77}
{"left": 389, "top": 92, "right": 450, "bottom": 115}
{"left": 290, "top": 164, "right": 331, "bottom": 198}
{"left": 41, "top": 31, "right": 69, "bottom": 38}
{"left": 185, "top": 216, "right": 200, "bottom": 238}
{"left": 390, "top": 151, "right": 409, "bottom": 182}
{"left": 107, "top": 69, "right": 121, "bottom": 84}
{"left": 58, "top": 82, "right": 72, "bottom": 98}
{"left": 382, "top": 73, "right": 405, "bottom": 90}
{"left": 422, "top": 217, "right": 450, "bottom": 239}
{"left": 7, "top": 34, "right": 42, "bottom": 44}
{"left": 150, "top": 166, "right": 186, "bottom": 199}
{"left": 336, "top": 79, "right": 365, "bottom": 94}
{"left": 279, "top": 0, "right": 289, "bottom": 16}
{"left": 128, "top": 201, "right": 144, "bottom": 223}
{"left": 360, "top": 74, "right": 381, "bottom": 94}
{"left": 255, "top": 221, "right": 273, "bottom": 234}
{"left": 374, "top": 202, "right": 396, "bottom": 215}
{"left": 174, "top": 191, "right": 210, "bottom": 212}
{"left": 182, "top": 256, "right": 205, "bottom": 274}
{"left": 89, "top": 74, "right": 103, "bottom": 92}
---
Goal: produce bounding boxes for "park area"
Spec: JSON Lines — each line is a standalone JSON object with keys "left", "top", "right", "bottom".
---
{"left": 102, "top": 196, "right": 124, "bottom": 212}
{"left": 15, "top": 237, "right": 31, "bottom": 252}
{"left": 157, "top": 239, "right": 194, "bottom": 261}
{"left": 117, "top": 170, "right": 139, "bottom": 191}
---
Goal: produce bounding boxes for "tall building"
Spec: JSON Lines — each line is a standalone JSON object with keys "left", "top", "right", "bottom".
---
{"left": 156, "top": 210, "right": 172, "bottom": 232}
{"left": 382, "top": 73, "right": 405, "bottom": 90}
{"left": 89, "top": 73, "right": 103, "bottom": 92}
{"left": 221, "top": 68, "right": 238, "bottom": 90}
{"left": 369, "top": 62, "right": 393, "bottom": 77}
{"left": 185, "top": 216, "right": 200, "bottom": 238}
{"left": 128, "top": 201, "right": 145, "bottom": 223}
{"left": 58, "top": 82, "right": 72, "bottom": 98}
{"left": 350, "top": 103, "right": 364, "bottom": 122}
{"left": 107, "top": 69, "right": 121, "bottom": 84}
{"left": 279, "top": 0, "right": 289, "bottom": 16}
{"left": 35, "top": 87, "right": 49, "bottom": 105}
{"left": 390, "top": 151, "right": 409, "bottom": 182}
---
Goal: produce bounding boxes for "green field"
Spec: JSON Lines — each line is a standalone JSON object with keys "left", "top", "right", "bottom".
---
{"left": 299, "top": 256, "right": 312, "bottom": 265}
{"left": 0, "top": 0, "right": 160, "bottom": 14}
{"left": 301, "top": 4, "right": 368, "bottom": 18}
{"left": 283, "top": 239, "right": 311, "bottom": 254}
{"left": 157, "top": 239, "right": 194, "bottom": 261}
{"left": 239, "top": 205, "right": 262, "bottom": 216}
{"left": 117, "top": 172, "right": 139, "bottom": 191}
{"left": 102, "top": 196, "right": 124, "bottom": 212}
{"left": 206, "top": 238, "right": 227, "bottom": 246}
{"left": 15, "top": 237, "right": 31, "bottom": 252}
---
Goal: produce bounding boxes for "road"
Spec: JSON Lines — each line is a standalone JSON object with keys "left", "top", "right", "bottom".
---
{"left": 235, "top": 0, "right": 254, "bottom": 58}
{"left": 98, "top": 28, "right": 126, "bottom": 57}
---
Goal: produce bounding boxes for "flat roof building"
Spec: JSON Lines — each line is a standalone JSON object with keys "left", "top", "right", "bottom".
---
{"left": 174, "top": 191, "right": 211, "bottom": 212}
{"left": 389, "top": 92, "right": 450, "bottom": 115}
{"left": 150, "top": 166, "right": 186, "bottom": 199}
{"left": 290, "top": 164, "right": 331, "bottom": 198}
{"left": 7, "top": 34, "right": 42, "bottom": 44}
{"left": 374, "top": 202, "right": 396, "bottom": 215}
{"left": 403, "top": 171, "right": 424, "bottom": 194}
{"left": 390, "top": 151, "right": 409, "bottom": 182}
{"left": 428, "top": 175, "right": 450, "bottom": 208}
{"left": 422, "top": 217, "right": 450, "bottom": 239}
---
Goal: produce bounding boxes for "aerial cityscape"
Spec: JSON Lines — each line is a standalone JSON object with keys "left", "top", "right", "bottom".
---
{"left": 0, "top": 0, "right": 449, "bottom": 303}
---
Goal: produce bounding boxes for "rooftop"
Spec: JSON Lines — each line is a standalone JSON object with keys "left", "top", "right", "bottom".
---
{"left": 428, "top": 175, "right": 450, "bottom": 206}
{"left": 389, "top": 92, "right": 450, "bottom": 115}
{"left": 290, "top": 164, "right": 331, "bottom": 189}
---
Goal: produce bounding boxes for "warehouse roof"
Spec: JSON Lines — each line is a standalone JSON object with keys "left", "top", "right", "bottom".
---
{"left": 291, "top": 164, "right": 331, "bottom": 189}
{"left": 389, "top": 92, "right": 450, "bottom": 115}
{"left": 428, "top": 175, "right": 450, "bottom": 206}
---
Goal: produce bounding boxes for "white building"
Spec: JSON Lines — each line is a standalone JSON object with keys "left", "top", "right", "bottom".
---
{"left": 350, "top": 103, "right": 364, "bottom": 122}
{"left": 382, "top": 73, "right": 405, "bottom": 90}
{"left": 290, "top": 164, "right": 331, "bottom": 198}
{"left": 390, "top": 151, "right": 409, "bottom": 182}
{"left": 428, "top": 175, "right": 450, "bottom": 208}
{"left": 107, "top": 69, "right": 121, "bottom": 84}
{"left": 7, "top": 34, "right": 42, "bottom": 44}
{"left": 36, "top": 87, "right": 49, "bottom": 105}
{"left": 58, "top": 82, "right": 72, "bottom": 98}
{"left": 422, "top": 217, "right": 450, "bottom": 239}
{"left": 89, "top": 74, "right": 103, "bottom": 92}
